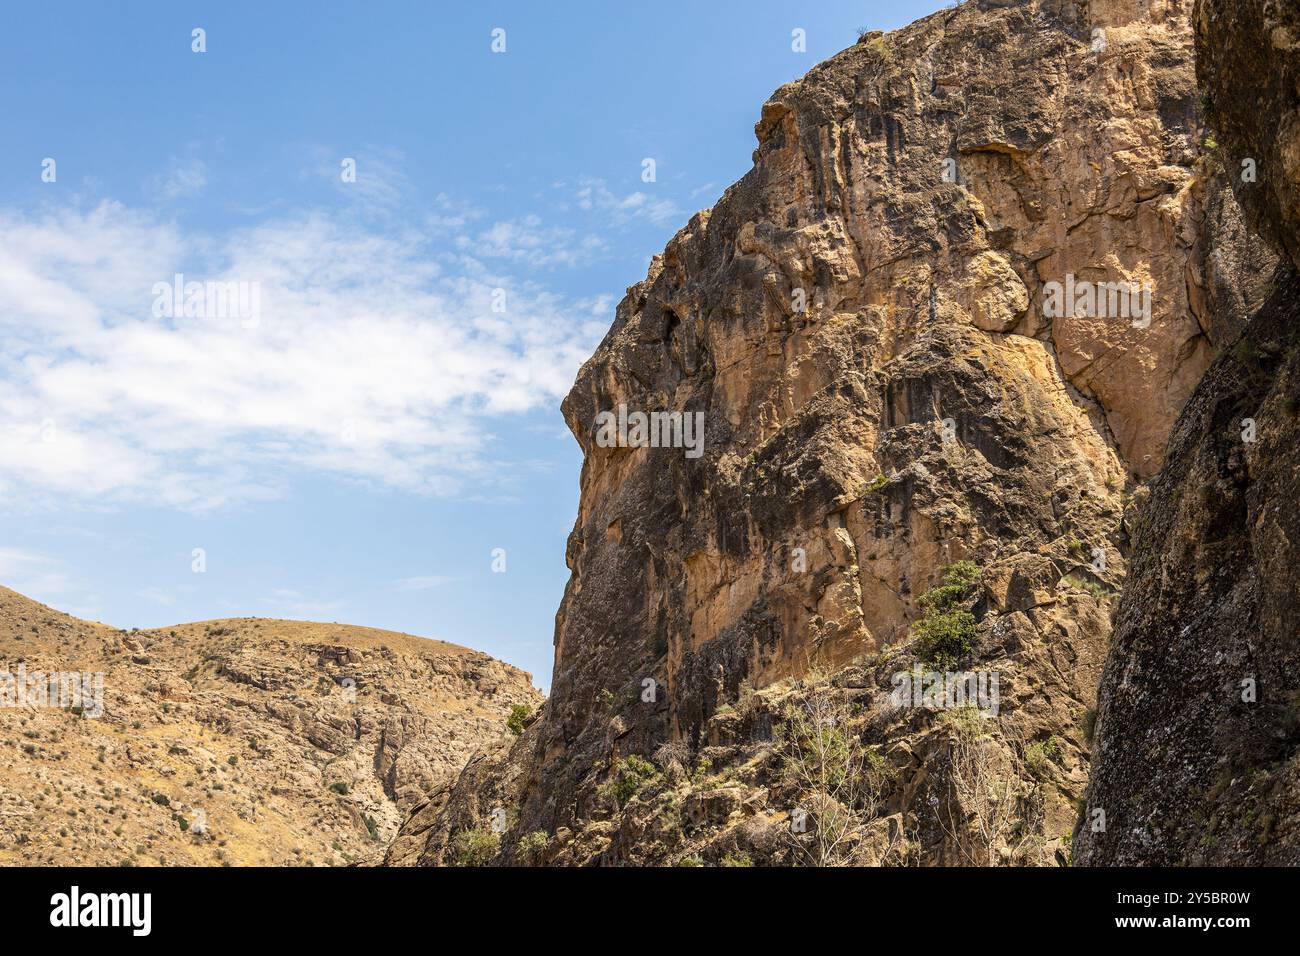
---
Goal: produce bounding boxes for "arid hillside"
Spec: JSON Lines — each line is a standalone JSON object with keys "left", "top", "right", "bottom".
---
{"left": 0, "top": 585, "right": 541, "bottom": 866}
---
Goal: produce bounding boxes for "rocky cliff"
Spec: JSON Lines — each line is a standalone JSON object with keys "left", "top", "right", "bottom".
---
{"left": 392, "top": 0, "right": 1269, "bottom": 866}
{"left": 1078, "top": 0, "right": 1300, "bottom": 865}
{"left": 0, "top": 585, "right": 540, "bottom": 866}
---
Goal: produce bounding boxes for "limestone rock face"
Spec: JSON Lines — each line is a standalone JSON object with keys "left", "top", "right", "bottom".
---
{"left": 0, "top": 586, "right": 540, "bottom": 866}
{"left": 1079, "top": 0, "right": 1300, "bottom": 866}
{"left": 395, "top": 0, "right": 1266, "bottom": 865}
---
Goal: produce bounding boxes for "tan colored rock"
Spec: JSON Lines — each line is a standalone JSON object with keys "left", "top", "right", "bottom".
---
{"left": 958, "top": 251, "right": 1028, "bottom": 333}
{"left": 983, "top": 553, "right": 1061, "bottom": 614}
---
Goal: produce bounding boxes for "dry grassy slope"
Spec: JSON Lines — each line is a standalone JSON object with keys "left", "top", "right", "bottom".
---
{"left": 0, "top": 585, "right": 541, "bottom": 866}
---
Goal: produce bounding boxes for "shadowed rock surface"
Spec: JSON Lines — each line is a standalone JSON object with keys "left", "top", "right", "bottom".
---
{"left": 1079, "top": 0, "right": 1300, "bottom": 865}
{"left": 1195, "top": 0, "right": 1300, "bottom": 271}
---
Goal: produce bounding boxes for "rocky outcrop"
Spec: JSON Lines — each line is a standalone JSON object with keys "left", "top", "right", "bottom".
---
{"left": 394, "top": 0, "right": 1267, "bottom": 866}
{"left": 0, "top": 585, "right": 540, "bottom": 866}
{"left": 1079, "top": 0, "right": 1300, "bottom": 865}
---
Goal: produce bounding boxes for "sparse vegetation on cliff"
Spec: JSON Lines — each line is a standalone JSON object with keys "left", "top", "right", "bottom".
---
{"left": 506, "top": 703, "right": 533, "bottom": 736}
{"left": 0, "top": 585, "right": 541, "bottom": 867}
{"left": 601, "top": 755, "right": 658, "bottom": 808}
{"left": 913, "top": 561, "right": 982, "bottom": 669}
{"left": 517, "top": 830, "right": 551, "bottom": 865}
{"left": 779, "top": 672, "right": 897, "bottom": 866}
{"left": 450, "top": 827, "right": 499, "bottom": 867}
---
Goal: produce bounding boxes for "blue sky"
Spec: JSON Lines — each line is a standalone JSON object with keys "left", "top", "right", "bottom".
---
{"left": 0, "top": 1, "right": 943, "bottom": 690}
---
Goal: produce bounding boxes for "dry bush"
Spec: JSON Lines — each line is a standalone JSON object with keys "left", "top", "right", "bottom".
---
{"left": 779, "top": 671, "right": 908, "bottom": 866}
{"left": 937, "top": 708, "right": 1041, "bottom": 865}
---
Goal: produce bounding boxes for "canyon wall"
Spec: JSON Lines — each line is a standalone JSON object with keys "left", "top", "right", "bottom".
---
{"left": 393, "top": 0, "right": 1270, "bottom": 866}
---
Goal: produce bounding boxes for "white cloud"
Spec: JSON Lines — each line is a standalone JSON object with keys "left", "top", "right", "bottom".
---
{"left": 424, "top": 193, "right": 486, "bottom": 231}
{"left": 461, "top": 175, "right": 685, "bottom": 268}
{"left": 573, "top": 176, "right": 682, "bottom": 228}
{"left": 148, "top": 158, "right": 208, "bottom": 202}
{"left": 305, "top": 146, "right": 417, "bottom": 212}
{"left": 136, "top": 586, "right": 177, "bottom": 606}
{"left": 460, "top": 214, "right": 607, "bottom": 266}
{"left": 0, "top": 200, "right": 608, "bottom": 511}
{"left": 0, "top": 547, "right": 100, "bottom": 617}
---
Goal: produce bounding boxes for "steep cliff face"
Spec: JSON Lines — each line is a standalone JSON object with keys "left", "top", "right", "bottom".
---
{"left": 0, "top": 586, "right": 540, "bottom": 866}
{"left": 394, "top": 0, "right": 1266, "bottom": 866}
{"left": 1079, "top": 0, "right": 1300, "bottom": 866}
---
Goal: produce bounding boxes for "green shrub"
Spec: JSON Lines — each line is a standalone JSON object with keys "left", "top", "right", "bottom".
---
{"left": 940, "top": 560, "right": 981, "bottom": 592}
{"left": 913, "top": 561, "right": 982, "bottom": 669}
{"left": 914, "top": 608, "right": 979, "bottom": 670}
{"left": 602, "top": 755, "right": 658, "bottom": 808}
{"left": 939, "top": 704, "right": 986, "bottom": 739}
{"left": 1024, "top": 736, "right": 1062, "bottom": 780}
{"left": 918, "top": 583, "right": 966, "bottom": 613}
{"left": 1061, "top": 572, "right": 1116, "bottom": 601}
{"left": 506, "top": 703, "right": 532, "bottom": 736}
{"left": 783, "top": 714, "right": 854, "bottom": 791}
{"left": 866, "top": 36, "right": 892, "bottom": 60}
{"left": 1082, "top": 707, "right": 1097, "bottom": 744}
{"left": 517, "top": 830, "right": 550, "bottom": 865}
{"left": 328, "top": 782, "right": 349, "bottom": 796}
{"left": 720, "top": 851, "right": 754, "bottom": 867}
{"left": 451, "top": 827, "right": 500, "bottom": 866}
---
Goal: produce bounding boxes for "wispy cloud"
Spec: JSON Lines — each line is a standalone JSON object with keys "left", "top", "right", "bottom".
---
{"left": 305, "top": 146, "right": 414, "bottom": 212}
{"left": 0, "top": 547, "right": 73, "bottom": 597}
{"left": 0, "top": 547, "right": 101, "bottom": 617}
{"left": 0, "top": 200, "right": 608, "bottom": 511}
{"left": 573, "top": 176, "right": 682, "bottom": 228}
{"left": 136, "top": 586, "right": 178, "bottom": 606}
{"left": 459, "top": 214, "right": 607, "bottom": 266}
{"left": 148, "top": 158, "right": 208, "bottom": 202}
